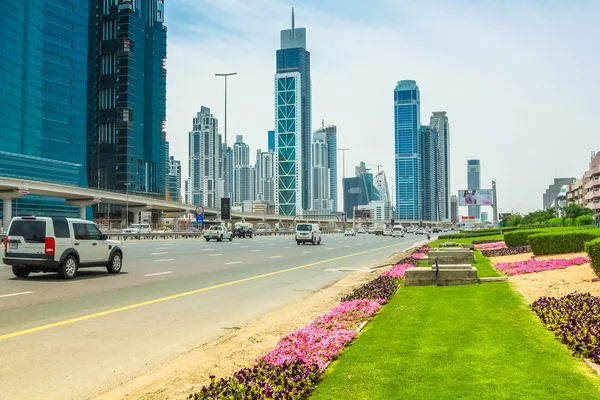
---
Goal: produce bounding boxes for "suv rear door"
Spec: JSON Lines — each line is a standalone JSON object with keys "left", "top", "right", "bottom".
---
{"left": 72, "top": 222, "right": 92, "bottom": 262}
{"left": 6, "top": 219, "right": 47, "bottom": 255}
{"left": 86, "top": 224, "right": 107, "bottom": 262}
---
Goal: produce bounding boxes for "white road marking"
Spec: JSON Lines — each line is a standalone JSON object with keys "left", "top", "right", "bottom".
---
{"left": 0, "top": 291, "right": 33, "bottom": 299}
{"left": 241, "top": 246, "right": 249, "bottom": 248}
{"left": 344, "top": 245, "right": 350, "bottom": 248}
{"left": 327, "top": 248, "right": 334, "bottom": 250}
{"left": 303, "top": 251, "right": 311, "bottom": 254}
{"left": 270, "top": 255, "right": 282, "bottom": 259}
{"left": 251, "top": 249, "right": 261, "bottom": 252}
{"left": 225, "top": 261, "right": 242, "bottom": 265}
{"left": 201, "top": 248, "right": 214, "bottom": 251}
{"left": 283, "top": 246, "right": 290, "bottom": 249}
{"left": 209, "top": 253, "right": 222, "bottom": 257}
{"left": 150, "top": 252, "right": 167, "bottom": 255}
{"left": 155, "top": 247, "right": 169, "bottom": 250}
{"left": 144, "top": 271, "right": 172, "bottom": 277}
{"left": 154, "top": 258, "right": 174, "bottom": 262}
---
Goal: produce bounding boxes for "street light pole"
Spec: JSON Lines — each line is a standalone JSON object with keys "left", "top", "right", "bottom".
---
{"left": 338, "top": 148, "right": 350, "bottom": 180}
{"left": 124, "top": 182, "right": 131, "bottom": 227}
{"left": 215, "top": 72, "right": 237, "bottom": 200}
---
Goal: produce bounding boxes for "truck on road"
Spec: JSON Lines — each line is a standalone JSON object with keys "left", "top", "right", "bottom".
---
{"left": 374, "top": 222, "right": 385, "bottom": 236}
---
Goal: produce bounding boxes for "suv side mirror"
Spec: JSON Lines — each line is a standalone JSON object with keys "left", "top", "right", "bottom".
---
{"left": 101, "top": 234, "right": 108, "bottom": 240}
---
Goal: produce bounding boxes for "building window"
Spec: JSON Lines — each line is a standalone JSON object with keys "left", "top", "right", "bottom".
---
{"left": 121, "top": 38, "right": 133, "bottom": 52}
{"left": 99, "top": 88, "right": 116, "bottom": 109}
{"left": 120, "top": 108, "right": 132, "bottom": 122}
{"left": 101, "top": 54, "right": 116, "bottom": 74}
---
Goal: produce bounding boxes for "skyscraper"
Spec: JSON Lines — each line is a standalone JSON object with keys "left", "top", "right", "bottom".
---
{"left": 343, "top": 162, "right": 381, "bottom": 218}
{"left": 188, "top": 107, "right": 222, "bottom": 208}
{"left": 430, "top": 111, "right": 450, "bottom": 220}
{"left": 88, "top": 0, "right": 167, "bottom": 197}
{"left": 420, "top": 126, "right": 438, "bottom": 221}
{"left": 166, "top": 155, "right": 181, "bottom": 202}
{"left": 256, "top": 149, "right": 276, "bottom": 207}
{"left": 268, "top": 130, "right": 276, "bottom": 152}
{"left": 233, "top": 135, "right": 254, "bottom": 203}
{"left": 275, "top": 8, "right": 312, "bottom": 216}
{"left": 394, "top": 80, "right": 421, "bottom": 221}
{"left": 313, "top": 125, "right": 338, "bottom": 212}
{"left": 467, "top": 159, "right": 481, "bottom": 218}
{"left": 311, "top": 131, "right": 332, "bottom": 210}
{"left": 0, "top": 1, "right": 89, "bottom": 217}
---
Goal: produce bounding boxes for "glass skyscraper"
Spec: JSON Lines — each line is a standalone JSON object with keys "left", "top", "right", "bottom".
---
{"left": 313, "top": 125, "right": 337, "bottom": 212}
{"left": 0, "top": 0, "right": 90, "bottom": 218}
{"left": 430, "top": 111, "right": 450, "bottom": 220}
{"left": 268, "top": 130, "right": 275, "bottom": 152}
{"left": 420, "top": 126, "right": 438, "bottom": 221}
{"left": 394, "top": 80, "right": 421, "bottom": 221}
{"left": 275, "top": 8, "right": 312, "bottom": 216}
{"left": 87, "top": 0, "right": 167, "bottom": 197}
{"left": 467, "top": 159, "right": 481, "bottom": 218}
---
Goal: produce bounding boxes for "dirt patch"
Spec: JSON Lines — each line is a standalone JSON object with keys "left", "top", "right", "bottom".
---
{"left": 94, "top": 250, "right": 409, "bottom": 400}
{"left": 489, "top": 252, "right": 600, "bottom": 302}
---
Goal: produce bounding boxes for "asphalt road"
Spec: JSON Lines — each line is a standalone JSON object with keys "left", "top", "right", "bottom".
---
{"left": 0, "top": 233, "right": 426, "bottom": 400}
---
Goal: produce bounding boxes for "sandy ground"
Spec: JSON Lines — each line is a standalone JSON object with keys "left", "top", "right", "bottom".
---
{"left": 94, "top": 250, "right": 409, "bottom": 400}
{"left": 489, "top": 252, "right": 600, "bottom": 302}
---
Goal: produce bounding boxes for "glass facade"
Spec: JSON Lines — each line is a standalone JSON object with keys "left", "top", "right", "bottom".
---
{"left": 268, "top": 130, "right": 275, "bottom": 152}
{"left": 88, "top": 0, "right": 167, "bottom": 197}
{"left": 430, "top": 112, "right": 450, "bottom": 220}
{"left": 394, "top": 80, "right": 422, "bottom": 221}
{"left": 420, "top": 126, "right": 438, "bottom": 221}
{"left": 343, "top": 172, "right": 380, "bottom": 218}
{"left": 0, "top": 0, "right": 90, "bottom": 219}
{"left": 467, "top": 159, "right": 481, "bottom": 218}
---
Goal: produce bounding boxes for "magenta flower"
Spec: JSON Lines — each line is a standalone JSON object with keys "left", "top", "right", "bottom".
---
{"left": 494, "top": 256, "right": 590, "bottom": 276}
{"left": 411, "top": 253, "right": 427, "bottom": 259}
{"left": 475, "top": 241, "right": 506, "bottom": 250}
{"left": 381, "top": 263, "right": 414, "bottom": 279}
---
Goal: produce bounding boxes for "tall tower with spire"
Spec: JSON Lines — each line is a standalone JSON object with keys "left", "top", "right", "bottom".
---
{"left": 274, "top": 8, "right": 312, "bottom": 216}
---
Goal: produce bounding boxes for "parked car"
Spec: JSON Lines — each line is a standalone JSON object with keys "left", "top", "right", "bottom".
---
{"left": 295, "top": 223, "right": 322, "bottom": 245}
{"left": 233, "top": 223, "right": 253, "bottom": 238}
{"left": 3, "top": 216, "right": 123, "bottom": 279}
{"left": 344, "top": 228, "right": 356, "bottom": 236}
{"left": 204, "top": 225, "right": 233, "bottom": 242}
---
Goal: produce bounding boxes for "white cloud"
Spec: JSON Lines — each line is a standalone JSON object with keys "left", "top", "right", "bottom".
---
{"left": 164, "top": 0, "right": 600, "bottom": 214}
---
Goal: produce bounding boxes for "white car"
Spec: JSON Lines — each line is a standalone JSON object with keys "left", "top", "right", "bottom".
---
{"left": 357, "top": 228, "right": 366, "bottom": 234}
{"left": 3, "top": 216, "right": 123, "bottom": 279}
{"left": 344, "top": 228, "right": 356, "bottom": 236}
{"left": 122, "top": 223, "right": 152, "bottom": 234}
{"left": 383, "top": 228, "right": 393, "bottom": 236}
{"left": 295, "top": 223, "right": 322, "bottom": 245}
{"left": 204, "top": 225, "right": 233, "bottom": 242}
{"left": 392, "top": 226, "right": 405, "bottom": 238}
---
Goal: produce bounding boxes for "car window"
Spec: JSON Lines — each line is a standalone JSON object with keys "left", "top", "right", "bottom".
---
{"left": 297, "top": 224, "right": 312, "bottom": 231}
{"left": 52, "top": 217, "right": 70, "bottom": 238}
{"left": 73, "top": 223, "right": 90, "bottom": 240}
{"left": 9, "top": 221, "right": 46, "bottom": 243}
{"left": 86, "top": 224, "right": 103, "bottom": 240}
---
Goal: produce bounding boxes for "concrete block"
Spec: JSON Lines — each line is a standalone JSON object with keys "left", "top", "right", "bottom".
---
{"left": 427, "top": 250, "right": 475, "bottom": 265}
{"left": 405, "top": 267, "right": 478, "bottom": 286}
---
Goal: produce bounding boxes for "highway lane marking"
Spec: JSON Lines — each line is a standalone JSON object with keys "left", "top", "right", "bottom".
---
{"left": 144, "top": 271, "right": 173, "bottom": 277}
{"left": 303, "top": 251, "right": 311, "bottom": 254}
{"left": 209, "top": 254, "right": 222, "bottom": 257}
{"left": 0, "top": 291, "right": 33, "bottom": 299}
{"left": 151, "top": 252, "right": 167, "bottom": 255}
{"left": 283, "top": 246, "right": 290, "bottom": 249}
{"left": 241, "top": 246, "right": 249, "bottom": 248}
{"left": 0, "top": 241, "right": 409, "bottom": 341}
{"left": 154, "top": 258, "right": 175, "bottom": 262}
{"left": 251, "top": 249, "right": 261, "bottom": 252}
{"left": 270, "top": 256, "right": 282, "bottom": 259}
{"left": 155, "top": 247, "right": 169, "bottom": 250}
{"left": 225, "top": 261, "right": 242, "bottom": 265}
{"left": 344, "top": 245, "right": 350, "bottom": 248}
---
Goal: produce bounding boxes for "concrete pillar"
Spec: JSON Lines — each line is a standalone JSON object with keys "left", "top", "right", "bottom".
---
{"left": 79, "top": 206, "right": 86, "bottom": 220}
{"left": 3, "top": 197, "right": 12, "bottom": 232}
{"left": 133, "top": 211, "right": 140, "bottom": 224}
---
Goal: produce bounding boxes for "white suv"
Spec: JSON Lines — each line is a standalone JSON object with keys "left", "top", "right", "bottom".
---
{"left": 3, "top": 217, "right": 123, "bottom": 279}
{"left": 295, "top": 223, "right": 322, "bottom": 245}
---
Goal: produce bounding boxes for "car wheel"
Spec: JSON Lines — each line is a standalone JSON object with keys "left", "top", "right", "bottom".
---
{"left": 217, "top": 235, "right": 223, "bottom": 242}
{"left": 205, "top": 237, "right": 210, "bottom": 242}
{"left": 318, "top": 238, "right": 322, "bottom": 245}
{"left": 59, "top": 255, "right": 78, "bottom": 279}
{"left": 297, "top": 241, "right": 300, "bottom": 245}
{"left": 12, "top": 266, "right": 30, "bottom": 278}
{"left": 229, "top": 236, "right": 233, "bottom": 241}
{"left": 107, "top": 252, "right": 123, "bottom": 274}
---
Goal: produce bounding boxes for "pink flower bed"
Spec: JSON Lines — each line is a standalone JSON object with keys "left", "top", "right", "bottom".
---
{"left": 475, "top": 241, "right": 506, "bottom": 250}
{"left": 381, "top": 263, "right": 414, "bottom": 279}
{"left": 261, "top": 299, "right": 383, "bottom": 370}
{"left": 494, "top": 257, "right": 590, "bottom": 276}
{"left": 411, "top": 252, "right": 427, "bottom": 259}
{"left": 418, "top": 246, "right": 433, "bottom": 252}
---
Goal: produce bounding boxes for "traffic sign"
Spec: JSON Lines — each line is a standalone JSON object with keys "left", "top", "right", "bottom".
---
{"left": 196, "top": 215, "right": 205, "bottom": 224}
{"left": 195, "top": 205, "right": 204, "bottom": 215}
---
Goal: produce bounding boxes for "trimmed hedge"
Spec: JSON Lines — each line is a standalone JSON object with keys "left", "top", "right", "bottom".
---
{"left": 584, "top": 238, "right": 600, "bottom": 277}
{"left": 504, "top": 229, "right": 544, "bottom": 247}
{"left": 439, "top": 232, "right": 503, "bottom": 240}
{"left": 528, "top": 230, "right": 600, "bottom": 256}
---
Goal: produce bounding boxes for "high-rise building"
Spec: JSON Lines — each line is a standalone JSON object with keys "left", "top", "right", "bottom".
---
{"left": 543, "top": 177, "right": 576, "bottom": 210}
{"left": 343, "top": 163, "right": 381, "bottom": 218}
{"left": 450, "top": 195, "right": 459, "bottom": 223}
{"left": 430, "top": 111, "right": 450, "bottom": 221}
{"left": 88, "top": 0, "right": 168, "bottom": 197}
{"left": 313, "top": 125, "right": 338, "bottom": 212}
{"left": 275, "top": 8, "right": 312, "bottom": 216}
{"left": 311, "top": 131, "right": 332, "bottom": 210}
{"left": 166, "top": 155, "right": 181, "bottom": 202}
{"left": 188, "top": 107, "right": 222, "bottom": 208}
{"left": 256, "top": 149, "right": 276, "bottom": 207}
{"left": 0, "top": 1, "right": 89, "bottom": 218}
{"left": 268, "top": 130, "right": 276, "bottom": 152}
{"left": 467, "top": 159, "right": 481, "bottom": 218}
{"left": 420, "top": 126, "right": 438, "bottom": 221}
{"left": 233, "top": 135, "right": 254, "bottom": 203}
{"left": 394, "top": 80, "right": 421, "bottom": 221}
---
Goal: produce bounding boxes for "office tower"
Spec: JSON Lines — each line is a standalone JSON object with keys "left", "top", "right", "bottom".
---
{"left": 188, "top": 107, "right": 222, "bottom": 208}
{"left": 88, "top": 0, "right": 167, "bottom": 196}
{"left": 166, "top": 155, "right": 181, "bottom": 202}
{"left": 256, "top": 149, "right": 276, "bottom": 207}
{"left": 311, "top": 131, "right": 332, "bottom": 210}
{"left": 268, "top": 130, "right": 276, "bottom": 152}
{"left": 394, "top": 80, "right": 421, "bottom": 221}
{"left": 420, "top": 126, "right": 439, "bottom": 221}
{"left": 313, "top": 124, "right": 338, "bottom": 212}
{"left": 343, "top": 162, "right": 381, "bottom": 218}
{"left": 450, "top": 195, "right": 458, "bottom": 223}
{"left": 233, "top": 135, "right": 254, "bottom": 203}
{"left": 275, "top": 8, "right": 312, "bottom": 216}
{"left": 0, "top": 1, "right": 89, "bottom": 217}
{"left": 467, "top": 159, "right": 481, "bottom": 218}
{"left": 430, "top": 111, "right": 450, "bottom": 220}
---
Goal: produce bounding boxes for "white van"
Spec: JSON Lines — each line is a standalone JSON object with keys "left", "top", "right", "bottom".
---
{"left": 392, "top": 225, "right": 405, "bottom": 238}
{"left": 295, "top": 223, "right": 322, "bottom": 245}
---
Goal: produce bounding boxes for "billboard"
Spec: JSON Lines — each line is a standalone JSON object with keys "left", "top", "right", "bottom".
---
{"left": 355, "top": 209, "right": 371, "bottom": 219}
{"left": 221, "top": 197, "right": 231, "bottom": 220}
{"left": 458, "top": 189, "right": 493, "bottom": 206}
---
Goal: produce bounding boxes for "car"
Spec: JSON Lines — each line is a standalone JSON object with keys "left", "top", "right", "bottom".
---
{"left": 415, "top": 229, "right": 425, "bottom": 235}
{"left": 233, "top": 223, "right": 253, "bottom": 238}
{"left": 392, "top": 225, "right": 405, "bottom": 238}
{"left": 344, "top": 228, "right": 356, "bottom": 236}
{"left": 383, "top": 228, "right": 393, "bottom": 236}
{"left": 122, "top": 223, "right": 151, "bottom": 234}
{"left": 357, "top": 228, "right": 366, "bottom": 234}
{"left": 3, "top": 216, "right": 123, "bottom": 280}
{"left": 204, "top": 225, "right": 233, "bottom": 242}
{"left": 295, "top": 223, "right": 322, "bottom": 245}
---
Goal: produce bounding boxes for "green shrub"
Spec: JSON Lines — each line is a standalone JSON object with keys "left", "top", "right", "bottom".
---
{"left": 438, "top": 232, "right": 502, "bottom": 240}
{"left": 546, "top": 217, "right": 563, "bottom": 226}
{"left": 529, "top": 230, "right": 600, "bottom": 256}
{"left": 564, "top": 218, "right": 574, "bottom": 227}
{"left": 504, "top": 229, "right": 544, "bottom": 247}
{"left": 576, "top": 215, "right": 594, "bottom": 226}
{"left": 584, "top": 238, "right": 600, "bottom": 277}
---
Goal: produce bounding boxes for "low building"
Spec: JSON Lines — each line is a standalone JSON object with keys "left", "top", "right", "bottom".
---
{"left": 583, "top": 152, "right": 600, "bottom": 219}
{"left": 357, "top": 201, "right": 391, "bottom": 222}
{"left": 543, "top": 177, "right": 576, "bottom": 210}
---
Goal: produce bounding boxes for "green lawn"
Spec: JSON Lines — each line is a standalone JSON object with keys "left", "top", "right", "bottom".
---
{"left": 313, "top": 283, "right": 600, "bottom": 400}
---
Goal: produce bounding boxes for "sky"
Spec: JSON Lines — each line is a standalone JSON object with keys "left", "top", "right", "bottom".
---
{"left": 162, "top": 0, "right": 599, "bottom": 215}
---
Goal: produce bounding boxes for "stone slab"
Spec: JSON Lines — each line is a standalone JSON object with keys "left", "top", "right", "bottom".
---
{"left": 405, "top": 266, "right": 478, "bottom": 286}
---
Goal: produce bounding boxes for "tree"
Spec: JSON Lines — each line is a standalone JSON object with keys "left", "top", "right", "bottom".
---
{"left": 562, "top": 204, "right": 594, "bottom": 220}
{"left": 500, "top": 214, "right": 522, "bottom": 227}
{"left": 576, "top": 215, "right": 594, "bottom": 226}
